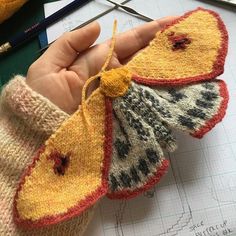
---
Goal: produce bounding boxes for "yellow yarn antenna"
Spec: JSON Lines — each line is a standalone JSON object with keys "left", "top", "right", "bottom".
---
{"left": 81, "top": 20, "right": 118, "bottom": 125}
{"left": 101, "top": 19, "right": 117, "bottom": 71}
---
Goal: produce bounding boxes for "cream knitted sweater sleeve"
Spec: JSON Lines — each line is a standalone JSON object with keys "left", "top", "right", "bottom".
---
{"left": 0, "top": 76, "right": 94, "bottom": 236}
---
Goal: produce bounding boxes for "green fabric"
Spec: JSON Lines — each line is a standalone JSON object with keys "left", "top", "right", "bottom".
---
{"left": 0, "top": 0, "right": 54, "bottom": 88}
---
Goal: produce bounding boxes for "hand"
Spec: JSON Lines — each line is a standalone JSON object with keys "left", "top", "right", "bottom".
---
{"left": 26, "top": 17, "right": 176, "bottom": 114}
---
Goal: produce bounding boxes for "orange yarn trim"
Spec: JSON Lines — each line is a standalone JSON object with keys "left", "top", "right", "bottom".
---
{"left": 192, "top": 80, "right": 229, "bottom": 138}
{"left": 132, "top": 8, "right": 228, "bottom": 86}
{"left": 106, "top": 160, "right": 169, "bottom": 199}
{"left": 13, "top": 97, "right": 113, "bottom": 228}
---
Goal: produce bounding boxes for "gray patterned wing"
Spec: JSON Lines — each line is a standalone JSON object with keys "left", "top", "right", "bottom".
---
{"left": 147, "top": 80, "right": 228, "bottom": 138}
{"left": 107, "top": 80, "right": 228, "bottom": 199}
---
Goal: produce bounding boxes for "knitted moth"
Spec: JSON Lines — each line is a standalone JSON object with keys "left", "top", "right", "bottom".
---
{"left": 14, "top": 8, "right": 229, "bottom": 228}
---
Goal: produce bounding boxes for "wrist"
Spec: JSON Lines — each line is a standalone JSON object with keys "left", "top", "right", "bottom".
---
{"left": 1, "top": 75, "right": 69, "bottom": 136}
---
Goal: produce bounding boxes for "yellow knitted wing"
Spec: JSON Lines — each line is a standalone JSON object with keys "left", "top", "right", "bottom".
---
{"left": 126, "top": 8, "right": 228, "bottom": 86}
{"left": 14, "top": 88, "right": 113, "bottom": 228}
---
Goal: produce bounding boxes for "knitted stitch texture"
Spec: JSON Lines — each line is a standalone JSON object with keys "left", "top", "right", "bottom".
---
{"left": 14, "top": 88, "right": 109, "bottom": 228}
{"left": 126, "top": 8, "right": 228, "bottom": 85}
{"left": 0, "top": 0, "right": 27, "bottom": 23}
{"left": 13, "top": 7, "right": 229, "bottom": 230}
{"left": 0, "top": 76, "right": 94, "bottom": 235}
{"left": 107, "top": 80, "right": 228, "bottom": 198}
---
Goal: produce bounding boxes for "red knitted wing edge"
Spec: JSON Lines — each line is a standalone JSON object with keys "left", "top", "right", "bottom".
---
{"left": 13, "top": 98, "right": 113, "bottom": 229}
{"left": 132, "top": 8, "right": 228, "bottom": 86}
{"left": 192, "top": 80, "right": 229, "bottom": 138}
{"left": 106, "top": 159, "right": 169, "bottom": 200}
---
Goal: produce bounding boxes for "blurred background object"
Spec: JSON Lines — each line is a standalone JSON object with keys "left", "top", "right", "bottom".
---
{"left": 0, "top": 0, "right": 28, "bottom": 24}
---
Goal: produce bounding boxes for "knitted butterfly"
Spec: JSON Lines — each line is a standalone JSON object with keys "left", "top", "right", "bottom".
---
{"left": 14, "top": 8, "right": 229, "bottom": 228}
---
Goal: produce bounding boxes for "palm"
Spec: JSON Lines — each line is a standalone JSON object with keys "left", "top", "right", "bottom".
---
{"left": 26, "top": 17, "right": 176, "bottom": 114}
{"left": 27, "top": 71, "right": 81, "bottom": 114}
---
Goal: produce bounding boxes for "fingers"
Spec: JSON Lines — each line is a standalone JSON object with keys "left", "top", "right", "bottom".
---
{"left": 69, "top": 43, "right": 122, "bottom": 80}
{"left": 70, "top": 16, "right": 177, "bottom": 80}
{"left": 112, "top": 16, "right": 178, "bottom": 60}
{"left": 39, "top": 22, "right": 101, "bottom": 70}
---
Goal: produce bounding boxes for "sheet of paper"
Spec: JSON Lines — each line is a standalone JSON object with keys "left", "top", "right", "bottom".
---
{"left": 44, "top": 0, "right": 144, "bottom": 44}
{"left": 44, "top": 0, "right": 236, "bottom": 235}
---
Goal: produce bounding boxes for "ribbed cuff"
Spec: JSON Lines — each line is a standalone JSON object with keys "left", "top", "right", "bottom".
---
{"left": 1, "top": 75, "right": 69, "bottom": 136}
{"left": 0, "top": 76, "right": 94, "bottom": 235}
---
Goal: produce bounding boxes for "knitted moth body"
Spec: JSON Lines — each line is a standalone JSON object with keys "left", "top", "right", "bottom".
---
{"left": 14, "top": 8, "right": 229, "bottom": 228}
